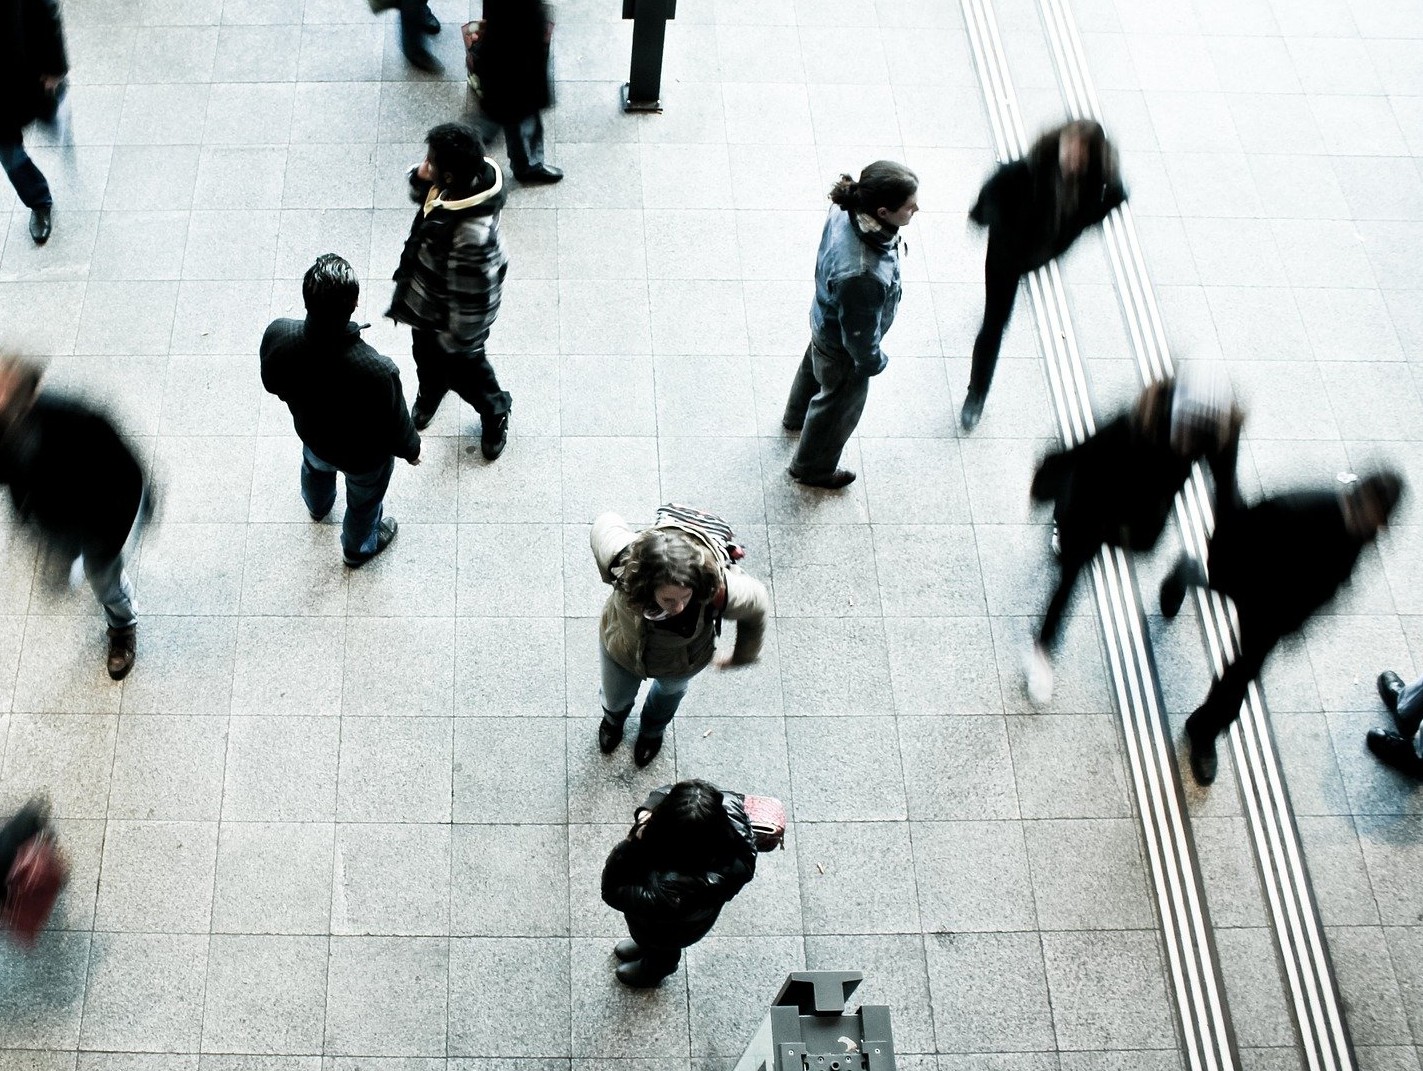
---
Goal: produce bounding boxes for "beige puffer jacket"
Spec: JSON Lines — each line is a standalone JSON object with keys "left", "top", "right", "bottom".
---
{"left": 591, "top": 512, "right": 770, "bottom": 680}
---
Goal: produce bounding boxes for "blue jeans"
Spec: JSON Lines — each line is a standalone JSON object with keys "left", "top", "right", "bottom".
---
{"left": 0, "top": 137, "right": 52, "bottom": 209}
{"left": 300, "top": 447, "right": 394, "bottom": 559}
{"left": 599, "top": 645, "right": 695, "bottom": 739}
{"left": 86, "top": 553, "right": 137, "bottom": 630}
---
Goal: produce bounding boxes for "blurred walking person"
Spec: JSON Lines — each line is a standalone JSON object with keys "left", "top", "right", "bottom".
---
{"left": 261, "top": 254, "right": 421, "bottom": 567}
{"left": 369, "top": 0, "right": 444, "bottom": 73}
{"left": 388, "top": 123, "right": 514, "bottom": 461}
{"left": 782, "top": 161, "right": 918, "bottom": 490}
{"left": 470, "top": 0, "right": 562, "bottom": 184}
{"left": 0, "top": 355, "right": 150, "bottom": 679}
{"left": 1369, "top": 668, "right": 1423, "bottom": 779}
{"left": 962, "top": 120, "right": 1125, "bottom": 431}
{"left": 592, "top": 506, "right": 769, "bottom": 767}
{"left": 601, "top": 779, "right": 758, "bottom": 987}
{"left": 1, "top": 0, "right": 68, "bottom": 244}
{"left": 1161, "top": 470, "right": 1403, "bottom": 785}
{"left": 1028, "top": 369, "right": 1241, "bottom": 705}
{"left": 1, "top": 797, "right": 68, "bottom": 946}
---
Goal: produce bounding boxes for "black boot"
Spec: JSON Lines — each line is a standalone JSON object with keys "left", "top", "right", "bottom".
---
{"left": 616, "top": 958, "right": 672, "bottom": 987}
{"left": 598, "top": 707, "right": 631, "bottom": 754}
{"left": 613, "top": 938, "right": 641, "bottom": 962}
{"left": 1160, "top": 558, "right": 1206, "bottom": 619}
{"left": 633, "top": 733, "right": 663, "bottom": 767}
{"left": 481, "top": 411, "right": 509, "bottom": 461}
{"left": 1366, "top": 729, "right": 1423, "bottom": 778}
{"left": 1184, "top": 711, "right": 1218, "bottom": 786}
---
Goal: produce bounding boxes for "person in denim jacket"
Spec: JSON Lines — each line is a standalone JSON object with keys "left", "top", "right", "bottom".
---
{"left": 782, "top": 161, "right": 918, "bottom": 490}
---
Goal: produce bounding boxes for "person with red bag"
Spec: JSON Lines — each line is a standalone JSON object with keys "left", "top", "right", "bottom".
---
{"left": 601, "top": 780, "right": 759, "bottom": 988}
{"left": 1, "top": 798, "right": 69, "bottom": 946}
{"left": 469, "top": 0, "right": 562, "bottom": 184}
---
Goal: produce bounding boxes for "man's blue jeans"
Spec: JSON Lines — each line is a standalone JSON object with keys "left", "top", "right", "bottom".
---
{"left": 599, "top": 644, "right": 695, "bottom": 740}
{"left": 300, "top": 447, "right": 394, "bottom": 559}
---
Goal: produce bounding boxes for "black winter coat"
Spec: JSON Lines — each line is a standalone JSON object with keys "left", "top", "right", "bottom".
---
{"left": 0, "top": 394, "right": 145, "bottom": 561}
{"left": 601, "top": 790, "right": 758, "bottom": 950}
{"left": 474, "top": 0, "right": 553, "bottom": 124}
{"left": 260, "top": 317, "right": 421, "bottom": 472}
{"left": 970, "top": 131, "right": 1126, "bottom": 274}
{"left": 1032, "top": 411, "right": 1239, "bottom": 560}
{"left": 1208, "top": 490, "right": 1363, "bottom": 636}
{"left": 0, "top": 0, "right": 67, "bottom": 134}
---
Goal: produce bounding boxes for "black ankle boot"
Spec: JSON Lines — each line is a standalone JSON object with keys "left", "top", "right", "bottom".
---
{"left": 598, "top": 707, "right": 630, "bottom": 754}
{"left": 633, "top": 734, "right": 663, "bottom": 767}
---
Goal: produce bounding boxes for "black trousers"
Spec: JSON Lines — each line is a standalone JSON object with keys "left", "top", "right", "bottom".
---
{"left": 1038, "top": 540, "right": 1094, "bottom": 651}
{"left": 0, "top": 135, "right": 52, "bottom": 210}
{"left": 411, "top": 328, "right": 512, "bottom": 422}
{"left": 1187, "top": 609, "right": 1286, "bottom": 742}
{"left": 969, "top": 242, "right": 1024, "bottom": 400}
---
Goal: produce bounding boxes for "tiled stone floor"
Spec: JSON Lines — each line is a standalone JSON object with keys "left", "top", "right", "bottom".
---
{"left": 0, "top": 0, "right": 1420, "bottom": 1067}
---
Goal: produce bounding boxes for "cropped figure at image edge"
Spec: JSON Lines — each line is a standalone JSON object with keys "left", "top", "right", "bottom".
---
{"left": 0, "top": 0, "right": 68, "bottom": 244}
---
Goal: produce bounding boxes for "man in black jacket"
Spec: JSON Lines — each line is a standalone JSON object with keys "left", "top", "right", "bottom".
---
{"left": 388, "top": 123, "right": 513, "bottom": 462}
{"left": 1161, "top": 470, "right": 1403, "bottom": 785}
{"left": 261, "top": 254, "right": 421, "bottom": 568}
{"left": 963, "top": 120, "right": 1125, "bottom": 431}
{"left": 0, "top": 0, "right": 68, "bottom": 244}
{"left": 0, "top": 355, "right": 149, "bottom": 679}
{"left": 471, "top": 0, "right": 562, "bottom": 184}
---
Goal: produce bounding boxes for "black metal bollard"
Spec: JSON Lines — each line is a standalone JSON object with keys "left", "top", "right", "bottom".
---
{"left": 621, "top": 0, "right": 677, "bottom": 112}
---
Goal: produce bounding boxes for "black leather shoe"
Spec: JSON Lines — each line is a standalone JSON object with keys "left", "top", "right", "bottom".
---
{"left": 1366, "top": 729, "right": 1423, "bottom": 777}
{"left": 411, "top": 395, "right": 438, "bottom": 431}
{"left": 481, "top": 411, "right": 509, "bottom": 461}
{"left": 959, "top": 390, "right": 985, "bottom": 432}
{"left": 615, "top": 959, "right": 670, "bottom": 987}
{"left": 515, "top": 164, "right": 563, "bottom": 185}
{"left": 789, "top": 467, "right": 856, "bottom": 490}
{"left": 633, "top": 734, "right": 663, "bottom": 767}
{"left": 106, "top": 625, "right": 136, "bottom": 681}
{"left": 613, "top": 938, "right": 641, "bottom": 962}
{"left": 598, "top": 710, "right": 627, "bottom": 754}
{"left": 403, "top": 43, "right": 443, "bottom": 73}
{"left": 344, "top": 517, "right": 398, "bottom": 567}
{"left": 29, "top": 206, "right": 52, "bottom": 245}
{"left": 1377, "top": 670, "right": 1405, "bottom": 714}
{"left": 1185, "top": 714, "right": 1218, "bottom": 786}
{"left": 420, "top": 6, "right": 440, "bottom": 33}
{"left": 1160, "top": 559, "right": 1206, "bottom": 619}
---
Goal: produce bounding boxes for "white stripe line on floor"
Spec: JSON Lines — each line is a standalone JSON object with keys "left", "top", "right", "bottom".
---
{"left": 1033, "top": 0, "right": 1357, "bottom": 1066}
{"left": 959, "top": 1, "right": 1237, "bottom": 1068}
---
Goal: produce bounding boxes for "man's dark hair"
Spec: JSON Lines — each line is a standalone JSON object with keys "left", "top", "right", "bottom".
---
{"left": 302, "top": 253, "right": 359, "bottom": 322}
{"left": 426, "top": 122, "right": 487, "bottom": 192}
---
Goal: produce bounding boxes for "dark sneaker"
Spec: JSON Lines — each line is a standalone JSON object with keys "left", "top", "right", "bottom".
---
{"left": 106, "top": 625, "right": 136, "bottom": 681}
{"left": 481, "top": 411, "right": 509, "bottom": 461}
{"left": 789, "top": 467, "right": 856, "bottom": 489}
{"left": 344, "top": 517, "right": 399, "bottom": 567}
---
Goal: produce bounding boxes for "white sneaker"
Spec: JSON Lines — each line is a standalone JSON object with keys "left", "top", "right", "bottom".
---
{"left": 1025, "top": 643, "right": 1054, "bottom": 707}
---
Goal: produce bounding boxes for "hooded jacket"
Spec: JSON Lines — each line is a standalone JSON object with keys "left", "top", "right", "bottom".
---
{"left": 808, "top": 206, "right": 902, "bottom": 378}
{"left": 970, "top": 127, "right": 1126, "bottom": 274}
{"left": 591, "top": 512, "right": 770, "bottom": 679}
{"left": 0, "top": 393, "right": 145, "bottom": 561}
{"left": 601, "top": 787, "right": 758, "bottom": 950}
{"left": 260, "top": 316, "right": 421, "bottom": 472}
{"left": 388, "top": 161, "right": 509, "bottom": 354}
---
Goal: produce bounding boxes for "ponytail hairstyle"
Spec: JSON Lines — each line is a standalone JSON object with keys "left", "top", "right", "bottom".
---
{"left": 640, "top": 779, "right": 743, "bottom": 871}
{"left": 828, "top": 160, "right": 919, "bottom": 217}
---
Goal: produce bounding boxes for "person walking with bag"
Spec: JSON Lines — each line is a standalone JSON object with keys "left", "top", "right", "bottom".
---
{"left": 782, "top": 161, "right": 918, "bottom": 490}
{"left": 961, "top": 120, "right": 1126, "bottom": 431}
{"left": 388, "top": 122, "right": 514, "bottom": 461}
{"left": 601, "top": 779, "right": 759, "bottom": 987}
{"left": 591, "top": 506, "right": 769, "bottom": 767}
{"left": 1, "top": 0, "right": 68, "bottom": 244}
{"left": 261, "top": 254, "right": 421, "bottom": 567}
{"left": 470, "top": 0, "right": 562, "bottom": 184}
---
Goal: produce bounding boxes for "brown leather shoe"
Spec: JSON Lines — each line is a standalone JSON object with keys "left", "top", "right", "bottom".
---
{"left": 106, "top": 625, "right": 136, "bottom": 681}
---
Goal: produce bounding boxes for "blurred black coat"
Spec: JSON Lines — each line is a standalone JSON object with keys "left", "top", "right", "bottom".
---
{"left": 474, "top": 0, "right": 553, "bottom": 124}
{"left": 970, "top": 127, "right": 1126, "bottom": 274}
{"left": 601, "top": 791, "right": 758, "bottom": 950}
{"left": 0, "top": 0, "right": 68, "bottom": 135}
{"left": 0, "top": 394, "right": 145, "bottom": 561}
{"left": 1032, "top": 410, "right": 1239, "bottom": 560}
{"left": 1208, "top": 490, "right": 1362, "bottom": 636}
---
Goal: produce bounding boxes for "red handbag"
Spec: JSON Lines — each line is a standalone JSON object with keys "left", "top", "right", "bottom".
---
{"left": 742, "top": 794, "right": 787, "bottom": 852}
{"left": 3, "top": 832, "right": 70, "bottom": 946}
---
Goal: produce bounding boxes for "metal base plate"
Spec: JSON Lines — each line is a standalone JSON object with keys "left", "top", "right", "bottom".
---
{"left": 620, "top": 83, "right": 663, "bottom": 112}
